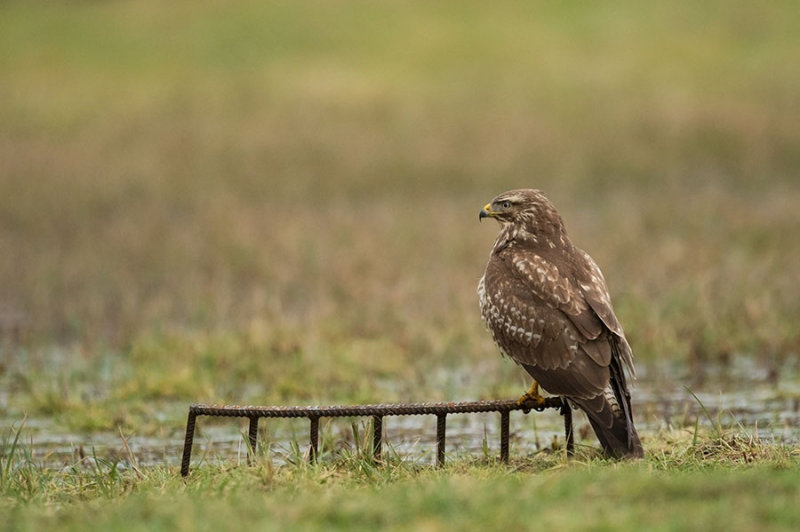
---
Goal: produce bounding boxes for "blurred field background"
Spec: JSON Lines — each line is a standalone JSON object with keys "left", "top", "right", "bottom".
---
{"left": 3, "top": 0, "right": 800, "bottom": 528}
{"left": 4, "top": 0, "right": 800, "bottom": 410}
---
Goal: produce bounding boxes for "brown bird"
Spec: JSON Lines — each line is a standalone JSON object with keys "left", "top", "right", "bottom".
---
{"left": 478, "top": 189, "right": 643, "bottom": 458}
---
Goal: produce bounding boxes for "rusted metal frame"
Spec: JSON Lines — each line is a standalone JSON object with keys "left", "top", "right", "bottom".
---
{"left": 180, "top": 397, "right": 570, "bottom": 477}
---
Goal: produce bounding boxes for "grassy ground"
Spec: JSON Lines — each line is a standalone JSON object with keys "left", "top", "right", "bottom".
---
{"left": 2, "top": 0, "right": 800, "bottom": 529}
{"left": 3, "top": 424, "right": 800, "bottom": 531}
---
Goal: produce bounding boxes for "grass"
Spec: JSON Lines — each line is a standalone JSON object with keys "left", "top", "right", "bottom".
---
{"left": 1, "top": 0, "right": 799, "bottom": 528}
{"left": 3, "top": 421, "right": 800, "bottom": 530}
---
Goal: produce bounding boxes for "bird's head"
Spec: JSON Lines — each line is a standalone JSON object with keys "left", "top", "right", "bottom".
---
{"left": 479, "top": 188, "right": 566, "bottom": 242}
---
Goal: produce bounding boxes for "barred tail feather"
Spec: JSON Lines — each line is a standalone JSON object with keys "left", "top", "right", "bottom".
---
{"left": 582, "top": 397, "right": 643, "bottom": 459}
{"left": 574, "top": 365, "right": 643, "bottom": 459}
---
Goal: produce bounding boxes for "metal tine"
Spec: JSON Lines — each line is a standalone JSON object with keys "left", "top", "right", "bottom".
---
{"left": 247, "top": 417, "right": 259, "bottom": 465}
{"left": 372, "top": 415, "right": 383, "bottom": 462}
{"left": 436, "top": 414, "right": 447, "bottom": 467}
{"left": 500, "top": 410, "right": 510, "bottom": 463}
{"left": 309, "top": 416, "right": 320, "bottom": 463}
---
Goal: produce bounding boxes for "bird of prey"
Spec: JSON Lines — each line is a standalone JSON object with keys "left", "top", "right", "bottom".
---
{"left": 478, "top": 189, "right": 643, "bottom": 458}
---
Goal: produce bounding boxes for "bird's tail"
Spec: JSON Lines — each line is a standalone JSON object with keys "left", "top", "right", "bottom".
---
{"left": 574, "top": 358, "right": 643, "bottom": 459}
{"left": 579, "top": 397, "right": 643, "bottom": 459}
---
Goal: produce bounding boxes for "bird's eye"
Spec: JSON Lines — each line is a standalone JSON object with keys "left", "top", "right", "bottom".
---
{"left": 502, "top": 201, "right": 511, "bottom": 209}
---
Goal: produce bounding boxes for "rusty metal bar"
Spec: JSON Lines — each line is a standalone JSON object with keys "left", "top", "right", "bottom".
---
{"left": 500, "top": 410, "right": 510, "bottom": 463}
{"left": 185, "top": 397, "right": 563, "bottom": 418}
{"left": 246, "top": 417, "right": 259, "bottom": 464}
{"left": 180, "top": 396, "right": 569, "bottom": 476}
{"left": 180, "top": 409, "right": 197, "bottom": 477}
{"left": 309, "top": 416, "right": 320, "bottom": 463}
{"left": 372, "top": 415, "right": 383, "bottom": 462}
{"left": 561, "top": 400, "right": 574, "bottom": 456}
{"left": 436, "top": 414, "right": 447, "bottom": 467}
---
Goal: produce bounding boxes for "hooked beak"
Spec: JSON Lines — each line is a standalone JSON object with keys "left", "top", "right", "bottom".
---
{"left": 479, "top": 203, "right": 493, "bottom": 221}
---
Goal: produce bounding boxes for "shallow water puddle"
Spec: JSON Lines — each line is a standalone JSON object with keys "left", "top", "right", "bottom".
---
{"left": 4, "top": 361, "right": 800, "bottom": 470}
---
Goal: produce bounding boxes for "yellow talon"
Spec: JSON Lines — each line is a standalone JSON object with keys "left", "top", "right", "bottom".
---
{"left": 516, "top": 381, "right": 546, "bottom": 407}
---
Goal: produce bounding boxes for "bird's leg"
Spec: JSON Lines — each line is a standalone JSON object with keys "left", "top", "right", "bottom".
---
{"left": 516, "top": 381, "right": 546, "bottom": 407}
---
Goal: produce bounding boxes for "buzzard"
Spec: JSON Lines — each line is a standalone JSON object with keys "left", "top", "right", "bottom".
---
{"left": 478, "top": 189, "right": 643, "bottom": 458}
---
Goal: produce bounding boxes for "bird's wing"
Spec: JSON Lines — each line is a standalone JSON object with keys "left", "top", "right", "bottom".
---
{"left": 506, "top": 251, "right": 641, "bottom": 454}
{"left": 575, "top": 249, "right": 635, "bottom": 377}
{"left": 503, "top": 249, "right": 614, "bottom": 368}
{"left": 481, "top": 259, "right": 607, "bottom": 401}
